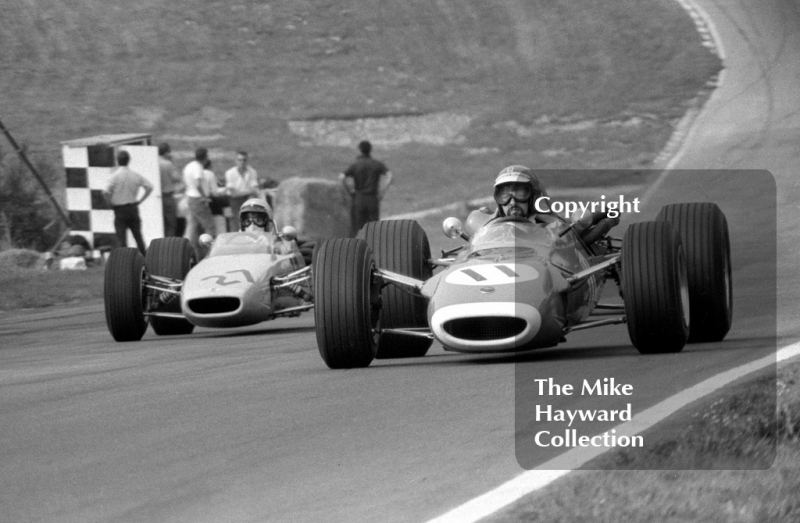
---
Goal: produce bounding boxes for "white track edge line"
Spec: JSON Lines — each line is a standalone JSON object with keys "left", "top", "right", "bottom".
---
{"left": 420, "top": 1, "right": 774, "bottom": 521}
{"left": 425, "top": 342, "right": 800, "bottom": 523}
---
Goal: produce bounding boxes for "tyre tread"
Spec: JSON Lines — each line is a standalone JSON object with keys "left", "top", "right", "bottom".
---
{"left": 357, "top": 220, "right": 433, "bottom": 358}
{"left": 104, "top": 248, "right": 147, "bottom": 342}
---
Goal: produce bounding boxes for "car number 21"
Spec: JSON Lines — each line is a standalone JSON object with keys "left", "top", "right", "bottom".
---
{"left": 201, "top": 269, "right": 255, "bottom": 286}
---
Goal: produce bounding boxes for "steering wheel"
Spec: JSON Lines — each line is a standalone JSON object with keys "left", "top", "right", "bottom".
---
{"left": 491, "top": 216, "right": 533, "bottom": 225}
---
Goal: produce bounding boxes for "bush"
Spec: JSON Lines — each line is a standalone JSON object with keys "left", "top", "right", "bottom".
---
{"left": 0, "top": 145, "right": 65, "bottom": 251}
{"left": 0, "top": 248, "right": 44, "bottom": 269}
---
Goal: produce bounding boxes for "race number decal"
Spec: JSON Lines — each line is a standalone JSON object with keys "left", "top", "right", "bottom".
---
{"left": 445, "top": 264, "right": 539, "bottom": 286}
{"left": 202, "top": 269, "right": 255, "bottom": 286}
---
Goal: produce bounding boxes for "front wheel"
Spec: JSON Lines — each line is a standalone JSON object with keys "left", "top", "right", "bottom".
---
{"left": 358, "top": 220, "right": 433, "bottom": 359}
{"left": 104, "top": 248, "right": 148, "bottom": 342}
{"left": 314, "top": 238, "right": 381, "bottom": 368}
{"left": 622, "top": 221, "right": 689, "bottom": 354}
{"left": 145, "top": 237, "right": 196, "bottom": 335}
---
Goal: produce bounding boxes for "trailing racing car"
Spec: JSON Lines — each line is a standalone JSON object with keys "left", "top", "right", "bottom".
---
{"left": 312, "top": 202, "right": 732, "bottom": 368}
{"left": 104, "top": 228, "right": 315, "bottom": 342}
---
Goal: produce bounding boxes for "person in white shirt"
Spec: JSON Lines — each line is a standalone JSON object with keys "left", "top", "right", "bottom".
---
{"left": 183, "top": 147, "right": 217, "bottom": 252}
{"left": 225, "top": 150, "right": 259, "bottom": 231}
{"left": 103, "top": 150, "right": 153, "bottom": 254}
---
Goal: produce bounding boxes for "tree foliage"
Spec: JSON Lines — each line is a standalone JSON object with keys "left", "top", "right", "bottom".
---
{"left": 0, "top": 145, "right": 64, "bottom": 251}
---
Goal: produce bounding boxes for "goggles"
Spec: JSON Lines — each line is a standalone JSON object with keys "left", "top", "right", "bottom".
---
{"left": 494, "top": 182, "right": 532, "bottom": 205}
{"left": 241, "top": 212, "right": 268, "bottom": 228}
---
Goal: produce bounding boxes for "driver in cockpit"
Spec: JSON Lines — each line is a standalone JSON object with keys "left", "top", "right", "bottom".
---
{"left": 239, "top": 197, "right": 276, "bottom": 233}
{"left": 473, "top": 165, "right": 618, "bottom": 246}
{"left": 237, "top": 197, "right": 297, "bottom": 256}
{"left": 238, "top": 200, "right": 313, "bottom": 302}
{"left": 492, "top": 165, "right": 546, "bottom": 220}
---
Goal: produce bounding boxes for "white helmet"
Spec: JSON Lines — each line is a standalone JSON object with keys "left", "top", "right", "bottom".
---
{"left": 493, "top": 165, "right": 547, "bottom": 217}
{"left": 239, "top": 198, "right": 273, "bottom": 232}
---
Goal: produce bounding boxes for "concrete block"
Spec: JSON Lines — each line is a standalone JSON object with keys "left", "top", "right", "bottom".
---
{"left": 273, "top": 177, "right": 352, "bottom": 240}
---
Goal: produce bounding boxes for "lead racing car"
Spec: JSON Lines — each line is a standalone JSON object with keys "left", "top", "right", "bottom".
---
{"left": 312, "top": 202, "right": 732, "bottom": 368}
{"left": 104, "top": 218, "right": 314, "bottom": 342}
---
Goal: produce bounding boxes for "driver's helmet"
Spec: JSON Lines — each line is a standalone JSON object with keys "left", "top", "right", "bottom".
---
{"left": 239, "top": 198, "right": 273, "bottom": 232}
{"left": 493, "top": 165, "right": 547, "bottom": 217}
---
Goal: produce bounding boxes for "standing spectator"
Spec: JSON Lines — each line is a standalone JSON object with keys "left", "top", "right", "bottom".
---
{"left": 157, "top": 142, "right": 182, "bottom": 237}
{"left": 225, "top": 150, "right": 259, "bottom": 231}
{"left": 103, "top": 150, "right": 153, "bottom": 254}
{"left": 183, "top": 147, "right": 217, "bottom": 251}
{"left": 175, "top": 193, "right": 188, "bottom": 238}
{"left": 340, "top": 140, "right": 393, "bottom": 235}
{"left": 204, "top": 159, "right": 229, "bottom": 234}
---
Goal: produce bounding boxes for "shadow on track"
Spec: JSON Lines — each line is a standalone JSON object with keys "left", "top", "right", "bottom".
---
{"left": 368, "top": 335, "right": 773, "bottom": 370}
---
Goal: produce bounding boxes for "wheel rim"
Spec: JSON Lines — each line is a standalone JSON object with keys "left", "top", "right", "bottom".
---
{"left": 368, "top": 264, "right": 382, "bottom": 345}
{"left": 723, "top": 246, "right": 732, "bottom": 315}
{"left": 678, "top": 246, "right": 690, "bottom": 329}
{"left": 139, "top": 264, "right": 151, "bottom": 326}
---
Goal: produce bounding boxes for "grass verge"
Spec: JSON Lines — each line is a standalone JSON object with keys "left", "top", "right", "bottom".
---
{"left": 0, "top": 264, "right": 104, "bottom": 311}
{"left": 486, "top": 363, "right": 800, "bottom": 522}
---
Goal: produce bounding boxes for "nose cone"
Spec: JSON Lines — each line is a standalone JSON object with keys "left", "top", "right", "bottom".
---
{"left": 432, "top": 301, "right": 542, "bottom": 352}
{"left": 428, "top": 261, "right": 563, "bottom": 353}
{"left": 181, "top": 254, "right": 272, "bottom": 328}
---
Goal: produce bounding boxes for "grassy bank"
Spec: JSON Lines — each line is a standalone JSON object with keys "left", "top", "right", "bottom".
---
{"left": 1, "top": 0, "right": 720, "bottom": 311}
{"left": 487, "top": 364, "right": 800, "bottom": 522}
{"left": 0, "top": 0, "right": 720, "bottom": 218}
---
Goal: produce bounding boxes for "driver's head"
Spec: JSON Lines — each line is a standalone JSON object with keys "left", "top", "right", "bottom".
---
{"left": 493, "top": 165, "right": 546, "bottom": 218}
{"left": 239, "top": 198, "right": 273, "bottom": 233}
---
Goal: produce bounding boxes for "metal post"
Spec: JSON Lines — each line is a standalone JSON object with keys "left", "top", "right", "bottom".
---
{"left": 0, "top": 116, "right": 73, "bottom": 229}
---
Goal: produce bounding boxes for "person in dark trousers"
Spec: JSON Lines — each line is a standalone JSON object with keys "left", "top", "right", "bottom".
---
{"left": 183, "top": 147, "right": 217, "bottom": 252}
{"left": 103, "top": 150, "right": 153, "bottom": 254}
{"left": 157, "top": 142, "right": 182, "bottom": 237}
{"left": 340, "top": 140, "right": 393, "bottom": 235}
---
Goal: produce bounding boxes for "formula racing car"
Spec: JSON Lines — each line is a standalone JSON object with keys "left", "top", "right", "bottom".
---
{"left": 312, "top": 203, "right": 732, "bottom": 368}
{"left": 104, "top": 230, "right": 314, "bottom": 342}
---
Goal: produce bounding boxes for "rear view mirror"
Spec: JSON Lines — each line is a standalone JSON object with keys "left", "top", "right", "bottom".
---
{"left": 443, "top": 217, "right": 469, "bottom": 241}
{"left": 199, "top": 234, "right": 214, "bottom": 248}
{"left": 280, "top": 226, "right": 297, "bottom": 242}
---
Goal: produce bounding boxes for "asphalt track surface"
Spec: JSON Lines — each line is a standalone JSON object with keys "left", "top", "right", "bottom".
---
{"left": 1, "top": 1, "right": 799, "bottom": 522}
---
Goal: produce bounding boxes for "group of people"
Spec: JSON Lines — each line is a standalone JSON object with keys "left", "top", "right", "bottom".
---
{"left": 107, "top": 144, "right": 281, "bottom": 254}
{"left": 175, "top": 146, "right": 272, "bottom": 251}
{"left": 105, "top": 140, "right": 395, "bottom": 254}
{"left": 162, "top": 140, "right": 396, "bottom": 246}
{"left": 103, "top": 139, "right": 615, "bottom": 257}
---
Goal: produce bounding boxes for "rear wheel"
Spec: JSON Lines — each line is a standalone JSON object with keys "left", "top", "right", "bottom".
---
{"left": 656, "top": 203, "right": 732, "bottom": 342}
{"left": 358, "top": 220, "right": 433, "bottom": 359}
{"left": 622, "top": 221, "right": 689, "bottom": 354}
{"left": 104, "top": 248, "right": 148, "bottom": 342}
{"left": 145, "top": 237, "right": 196, "bottom": 335}
{"left": 314, "top": 238, "right": 381, "bottom": 368}
{"left": 296, "top": 239, "right": 318, "bottom": 267}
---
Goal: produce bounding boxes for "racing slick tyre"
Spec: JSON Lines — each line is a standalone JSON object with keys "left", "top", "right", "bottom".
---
{"left": 145, "top": 237, "right": 196, "bottom": 336}
{"left": 104, "top": 248, "right": 148, "bottom": 342}
{"left": 314, "top": 238, "right": 381, "bottom": 368}
{"left": 358, "top": 220, "right": 433, "bottom": 359}
{"left": 656, "top": 203, "right": 732, "bottom": 342}
{"left": 622, "top": 221, "right": 690, "bottom": 354}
